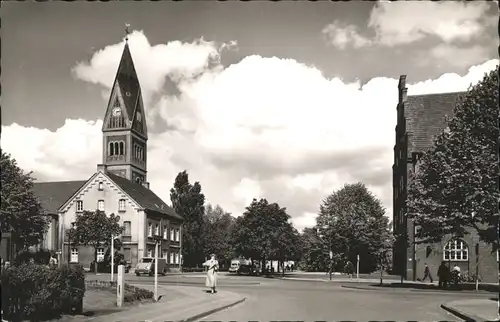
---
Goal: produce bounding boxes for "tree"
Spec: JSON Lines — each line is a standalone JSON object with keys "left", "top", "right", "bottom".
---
{"left": 232, "top": 198, "right": 294, "bottom": 269}
{"left": 68, "top": 210, "right": 123, "bottom": 273}
{"left": 0, "top": 150, "right": 49, "bottom": 251}
{"left": 273, "top": 223, "right": 302, "bottom": 275}
{"left": 407, "top": 67, "right": 500, "bottom": 246}
{"left": 170, "top": 171, "right": 205, "bottom": 267}
{"left": 316, "top": 182, "right": 392, "bottom": 273}
{"left": 202, "top": 204, "right": 235, "bottom": 265}
{"left": 298, "top": 228, "right": 327, "bottom": 272}
{"left": 377, "top": 233, "right": 395, "bottom": 284}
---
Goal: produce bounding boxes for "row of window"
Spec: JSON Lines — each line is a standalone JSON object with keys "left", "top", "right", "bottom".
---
{"left": 443, "top": 239, "right": 468, "bottom": 261}
{"left": 108, "top": 141, "right": 125, "bottom": 156}
{"left": 69, "top": 247, "right": 181, "bottom": 264}
{"left": 71, "top": 219, "right": 178, "bottom": 240}
{"left": 152, "top": 249, "right": 181, "bottom": 264}
{"left": 147, "top": 222, "right": 180, "bottom": 241}
{"left": 109, "top": 115, "right": 125, "bottom": 129}
{"left": 133, "top": 144, "right": 145, "bottom": 161}
{"left": 76, "top": 199, "right": 127, "bottom": 212}
{"left": 71, "top": 220, "right": 132, "bottom": 236}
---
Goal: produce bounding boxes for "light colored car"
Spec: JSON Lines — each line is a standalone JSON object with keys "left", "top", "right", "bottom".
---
{"left": 229, "top": 259, "right": 241, "bottom": 273}
{"left": 135, "top": 257, "right": 167, "bottom": 276}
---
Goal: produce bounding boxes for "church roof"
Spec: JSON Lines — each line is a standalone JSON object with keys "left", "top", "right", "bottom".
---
{"left": 115, "top": 43, "right": 141, "bottom": 120}
{"left": 33, "top": 180, "right": 87, "bottom": 214}
{"left": 405, "top": 91, "right": 464, "bottom": 153}
{"left": 106, "top": 172, "right": 182, "bottom": 220}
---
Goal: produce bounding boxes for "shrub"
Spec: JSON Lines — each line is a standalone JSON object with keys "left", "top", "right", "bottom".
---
{"left": 85, "top": 280, "right": 154, "bottom": 303}
{"left": 124, "top": 284, "right": 154, "bottom": 302}
{"left": 181, "top": 267, "right": 205, "bottom": 273}
{"left": 1, "top": 263, "right": 85, "bottom": 321}
{"left": 14, "top": 249, "right": 52, "bottom": 265}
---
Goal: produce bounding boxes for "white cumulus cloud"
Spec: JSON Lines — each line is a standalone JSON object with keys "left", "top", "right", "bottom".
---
{"left": 323, "top": 1, "right": 495, "bottom": 50}
{"left": 2, "top": 31, "right": 498, "bottom": 231}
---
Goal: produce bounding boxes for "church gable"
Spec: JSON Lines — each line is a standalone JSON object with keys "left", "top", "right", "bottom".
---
{"left": 102, "top": 83, "right": 132, "bottom": 131}
{"left": 59, "top": 171, "right": 140, "bottom": 213}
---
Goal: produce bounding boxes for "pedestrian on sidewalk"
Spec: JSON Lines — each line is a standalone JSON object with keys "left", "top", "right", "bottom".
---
{"left": 422, "top": 263, "right": 433, "bottom": 283}
{"left": 203, "top": 254, "right": 219, "bottom": 294}
{"left": 344, "top": 261, "right": 354, "bottom": 279}
{"left": 437, "top": 261, "right": 449, "bottom": 289}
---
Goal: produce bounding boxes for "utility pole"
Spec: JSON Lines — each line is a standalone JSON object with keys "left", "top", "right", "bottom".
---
{"left": 356, "top": 254, "right": 360, "bottom": 283}
{"left": 154, "top": 240, "right": 159, "bottom": 301}
{"left": 329, "top": 250, "right": 333, "bottom": 281}
{"left": 111, "top": 235, "right": 114, "bottom": 282}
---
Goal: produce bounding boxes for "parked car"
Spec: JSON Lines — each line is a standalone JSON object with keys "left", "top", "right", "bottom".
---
{"left": 237, "top": 263, "right": 260, "bottom": 276}
{"left": 135, "top": 257, "right": 167, "bottom": 276}
{"left": 229, "top": 259, "right": 242, "bottom": 273}
{"left": 90, "top": 260, "right": 131, "bottom": 273}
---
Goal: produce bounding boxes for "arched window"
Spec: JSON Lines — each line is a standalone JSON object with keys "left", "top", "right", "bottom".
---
{"left": 119, "top": 142, "right": 124, "bottom": 155}
{"left": 114, "top": 142, "right": 119, "bottom": 155}
{"left": 109, "top": 142, "right": 114, "bottom": 156}
{"left": 444, "top": 238, "right": 468, "bottom": 261}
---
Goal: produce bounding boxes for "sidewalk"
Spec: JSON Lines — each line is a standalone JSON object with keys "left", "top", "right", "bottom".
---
{"left": 282, "top": 276, "right": 396, "bottom": 284}
{"left": 85, "top": 283, "right": 246, "bottom": 322}
{"left": 441, "top": 298, "right": 499, "bottom": 321}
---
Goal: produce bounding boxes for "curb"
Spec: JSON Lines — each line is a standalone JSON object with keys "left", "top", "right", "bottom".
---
{"left": 341, "top": 285, "right": 381, "bottom": 291}
{"left": 132, "top": 280, "right": 261, "bottom": 286}
{"left": 180, "top": 297, "right": 246, "bottom": 322}
{"left": 440, "top": 303, "right": 487, "bottom": 322}
{"left": 341, "top": 284, "right": 495, "bottom": 296}
{"left": 281, "top": 277, "right": 329, "bottom": 282}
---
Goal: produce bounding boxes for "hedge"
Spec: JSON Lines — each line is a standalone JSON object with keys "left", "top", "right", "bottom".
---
{"left": 1, "top": 263, "right": 85, "bottom": 321}
{"left": 181, "top": 267, "right": 205, "bottom": 273}
{"left": 85, "top": 280, "right": 154, "bottom": 302}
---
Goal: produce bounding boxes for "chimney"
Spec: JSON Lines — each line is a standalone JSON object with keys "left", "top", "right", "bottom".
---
{"left": 142, "top": 182, "right": 150, "bottom": 189}
{"left": 97, "top": 164, "right": 107, "bottom": 172}
{"left": 398, "top": 75, "right": 408, "bottom": 104}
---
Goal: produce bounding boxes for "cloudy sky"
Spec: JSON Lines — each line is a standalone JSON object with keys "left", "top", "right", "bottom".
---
{"left": 2, "top": 1, "right": 498, "bottom": 231}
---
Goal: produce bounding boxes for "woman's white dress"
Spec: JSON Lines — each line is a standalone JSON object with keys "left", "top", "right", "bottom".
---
{"left": 204, "top": 259, "right": 219, "bottom": 288}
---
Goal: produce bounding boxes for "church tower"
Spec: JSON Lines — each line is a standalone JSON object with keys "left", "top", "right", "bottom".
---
{"left": 101, "top": 34, "right": 148, "bottom": 185}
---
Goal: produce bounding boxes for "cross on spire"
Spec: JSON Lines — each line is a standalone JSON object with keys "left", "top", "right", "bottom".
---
{"left": 125, "top": 23, "right": 131, "bottom": 41}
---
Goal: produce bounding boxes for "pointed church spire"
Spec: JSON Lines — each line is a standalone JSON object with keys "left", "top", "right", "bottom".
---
{"left": 101, "top": 25, "right": 148, "bottom": 184}
{"left": 112, "top": 28, "right": 140, "bottom": 121}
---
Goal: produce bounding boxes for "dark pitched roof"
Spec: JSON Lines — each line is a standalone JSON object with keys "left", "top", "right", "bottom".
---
{"left": 33, "top": 181, "right": 87, "bottom": 214}
{"left": 107, "top": 172, "right": 182, "bottom": 220}
{"left": 405, "top": 91, "right": 465, "bottom": 153}
{"left": 116, "top": 43, "right": 141, "bottom": 121}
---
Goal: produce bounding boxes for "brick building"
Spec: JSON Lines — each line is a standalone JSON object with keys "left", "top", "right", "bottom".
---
{"left": 392, "top": 75, "right": 498, "bottom": 283}
{"left": 31, "top": 38, "right": 183, "bottom": 271}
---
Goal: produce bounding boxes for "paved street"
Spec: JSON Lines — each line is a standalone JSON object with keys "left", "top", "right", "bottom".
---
{"left": 88, "top": 272, "right": 495, "bottom": 321}
{"left": 194, "top": 276, "right": 491, "bottom": 321}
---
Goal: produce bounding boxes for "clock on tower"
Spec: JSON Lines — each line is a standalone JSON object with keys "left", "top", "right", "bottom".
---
{"left": 112, "top": 107, "right": 121, "bottom": 117}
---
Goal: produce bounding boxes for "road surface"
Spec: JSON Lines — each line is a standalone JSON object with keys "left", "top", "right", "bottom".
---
{"left": 88, "top": 272, "right": 492, "bottom": 321}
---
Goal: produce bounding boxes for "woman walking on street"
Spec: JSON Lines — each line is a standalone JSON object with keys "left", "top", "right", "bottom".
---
{"left": 203, "top": 254, "right": 219, "bottom": 294}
